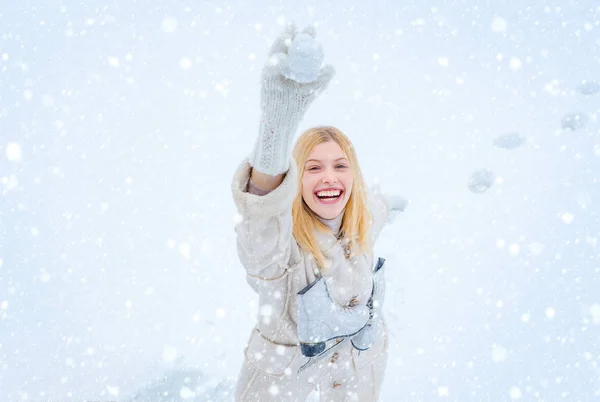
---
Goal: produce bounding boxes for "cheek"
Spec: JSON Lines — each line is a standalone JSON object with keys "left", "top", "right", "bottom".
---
{"left": 301, "top": 177, "right": 313, "bottom": 199}
{"left": 343, "top": 175, "right": 354, "bottom": 191}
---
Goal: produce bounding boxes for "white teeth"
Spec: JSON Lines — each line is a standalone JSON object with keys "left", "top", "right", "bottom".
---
{"left": 317, "top": 190, "right": 341, "bottom": 197}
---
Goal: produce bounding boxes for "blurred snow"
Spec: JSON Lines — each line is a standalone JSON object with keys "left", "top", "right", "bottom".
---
{"left": 1, "top": 0, "right": 599, "bottom": 400}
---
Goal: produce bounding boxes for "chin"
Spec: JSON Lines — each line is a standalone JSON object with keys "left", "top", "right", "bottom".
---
{"left": 315, "top": 206, "right": 345, "bottom": 220}
{"left": 305, "top": 195, "right": 348, "bottom": 220}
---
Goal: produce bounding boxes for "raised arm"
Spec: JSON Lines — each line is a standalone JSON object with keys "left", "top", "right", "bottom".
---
{"left": 231, "top": 24, "right": 335, "bottom": 281}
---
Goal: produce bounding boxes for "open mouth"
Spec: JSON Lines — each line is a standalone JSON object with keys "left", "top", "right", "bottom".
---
{"left": 315, "top": 189, "right": 343, "bottom": 204}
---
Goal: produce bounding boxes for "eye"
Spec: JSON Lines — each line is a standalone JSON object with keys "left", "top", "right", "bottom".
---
{"left": 308, "top": 166, "right": 320, "bottom": 171}
{"left": 336, "top": 164, "right": 348, "bottom": 169}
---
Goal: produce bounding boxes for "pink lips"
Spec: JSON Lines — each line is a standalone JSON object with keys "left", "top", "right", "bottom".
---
{"left": 314, "top": 188, "right": 344, "bottom": 205}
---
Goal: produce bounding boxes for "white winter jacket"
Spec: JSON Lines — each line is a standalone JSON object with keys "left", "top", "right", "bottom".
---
{"left": 231, "top": 158, "right": 390, "bottom": 377}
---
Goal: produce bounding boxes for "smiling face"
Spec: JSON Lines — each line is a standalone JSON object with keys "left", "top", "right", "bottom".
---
{"left": 301, "top": 140, "right": 354, "bottom": 220}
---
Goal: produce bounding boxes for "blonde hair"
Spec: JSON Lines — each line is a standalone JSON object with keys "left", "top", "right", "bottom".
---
{"left": 291, "top": 126, "right": 372, "bottom": 270}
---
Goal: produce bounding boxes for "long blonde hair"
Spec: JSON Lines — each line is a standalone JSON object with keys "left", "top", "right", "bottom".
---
{"left": 291, "top": 126, "right": 372, "bottom": 270}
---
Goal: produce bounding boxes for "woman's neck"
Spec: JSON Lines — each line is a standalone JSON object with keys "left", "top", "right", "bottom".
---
{"left": 316, "top": 212, "right": 343, "bottom": 237}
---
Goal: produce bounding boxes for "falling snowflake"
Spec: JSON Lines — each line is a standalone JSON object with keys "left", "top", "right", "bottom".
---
{"left": 491, "top": 17, "right": 507, "bottom": 33}
{"left": 491, "top": 344, "right": 508, "bottom": 363}
{"left": 508, "top": 386, "right": 522, "bottom": 399}
{"left": 6, "top": 142, "right": 22, "bottom": 161}
{"left": 162, "top": 17, "right": 178, "bottom": 33}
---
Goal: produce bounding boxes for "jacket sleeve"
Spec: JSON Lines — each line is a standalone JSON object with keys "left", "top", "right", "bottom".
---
{"left": 367, "top": 188, "right": 391, "bottom": 245}
{"left": 231, "top": 158, "right": 298, "bottom": 280}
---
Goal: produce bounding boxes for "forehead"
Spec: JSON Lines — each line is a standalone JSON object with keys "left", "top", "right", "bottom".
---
{"left": 307, "top": 141, "right": 347, "bottom": 161}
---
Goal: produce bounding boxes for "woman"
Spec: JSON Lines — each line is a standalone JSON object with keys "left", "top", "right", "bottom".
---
{"left": 232, "top": 24, "right": 406, "bottom": 402}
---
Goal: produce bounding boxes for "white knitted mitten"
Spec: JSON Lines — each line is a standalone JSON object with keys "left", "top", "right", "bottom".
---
{"left": 371, "top": 183, "right": 409, "bottom": 224}
{"left": 386, "top": 194, "right": 409, "bottom": 224}
{"left": 250, "top": 24, "right": 335, "bottom": 176}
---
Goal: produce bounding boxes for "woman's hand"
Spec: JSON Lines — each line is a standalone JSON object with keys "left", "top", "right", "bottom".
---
{"left": 249, "top": 23, "right": 335, "bottom": 176}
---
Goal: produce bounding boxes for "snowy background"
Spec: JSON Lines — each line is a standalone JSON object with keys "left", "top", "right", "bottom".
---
{"left": 1, "top": 0, "right": 599, "bottom": 400}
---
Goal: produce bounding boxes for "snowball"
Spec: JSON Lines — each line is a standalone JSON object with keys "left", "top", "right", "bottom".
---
{"left": 281, "top": 33, "right": 324, "bottom": 83}
{"left": 576, "top": 80, "right": 600, "bottom": 95}
{"left": 468, "top": 169, "right": 495, "bottom": 194}
{"left": 561, "top": 112, "right": 588, "bottom": 131}
{"left": 545, "top": 307, "right": 555, "bottom": 319}
{"left": 493, "top": 132, "right": 526, "bottom": 149}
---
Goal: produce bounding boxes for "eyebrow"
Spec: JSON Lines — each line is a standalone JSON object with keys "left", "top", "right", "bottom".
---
{"left": 305, "top": 157, "right": 349, "bottom": 164}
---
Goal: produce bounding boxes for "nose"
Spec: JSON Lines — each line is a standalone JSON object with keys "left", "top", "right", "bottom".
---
{"left": 322, "top": 167, "right": 338, "bottom": 184}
